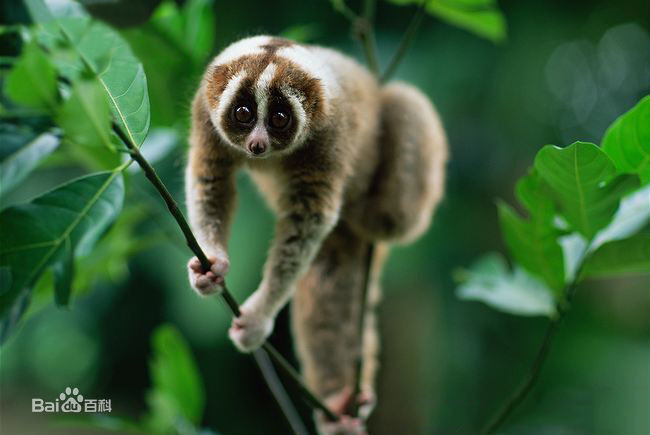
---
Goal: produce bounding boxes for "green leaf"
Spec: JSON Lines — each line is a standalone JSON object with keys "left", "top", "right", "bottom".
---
{"left": 497, "top": 171, "right": 565, "bottom": 292}
{"left": 583, "top": 234, "right": 650, "bottom": 278}
{"left": 146, "top": 324, "right": 205, "bottom": 430}
{"left": 148, "top": 0, "right": 215, "bottom": 65}
{"left": 427, "top": 0, "right": 506, "bottom": 43}
{"left": 384, "top": 0, "right": 506, "bottom": 42}
{"left": 498, "top": 205, "right": 565, "bottom": 293}
{"left": 602, "top": 96, "right": 650, "bottom": 184}
{"left": 52, "top": 237, "right": 73, "bottom": 307}
{"left": 456, "top": 253, "right": 556, "bottom": 317}
{"left": 0, "top": 171, "right": 124, "bottom": 342}
{"left": 592, "top": 186, "right": 650, "bottom": 249}
{"left": 534, "top": 141, "right": 639, "bottom": 240}
{"left": 4, "top": 42, "right": 57, "bottom": 110}
{"left": 57, "top": 79, "right": 115, "bottom": 151}
{"left": 71, "top": 206, "right": 159, "bottom": 295}
{"left": 0, "top": 132, "right": 59, "bottom": 198}
{"left": 27, "top": 0, "right": 151, "bottom": 146}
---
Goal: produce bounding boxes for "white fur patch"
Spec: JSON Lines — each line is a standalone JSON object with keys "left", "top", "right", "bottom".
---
{"left": 212, "top": 71, "right": 246, "bottom": 147}
{"left": 255, "top": 63, "right": 277, "bottom": 128}
{"left": 281, "top": 85, "right": 308, "bottom": 146}
{"left": 276, "top": 45, "right": 338, "bottom": 104}
{"left": 210, "top": 35, "right": 271, "bottom": 67}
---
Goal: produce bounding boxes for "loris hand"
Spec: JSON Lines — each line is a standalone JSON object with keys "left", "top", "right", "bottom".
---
{"left": 228, "top": 292, "right": 274, "bottom": 352}
{"left": 187, "top": 255, "right": 229, "bottom": 296}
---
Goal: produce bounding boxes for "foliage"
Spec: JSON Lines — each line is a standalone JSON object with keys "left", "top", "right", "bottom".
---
{"left": 1, "top": 0, "right": 648, "bottom": 433}
{"left": 73, "top": 324, "right": 213, "bottom": 435}
{"left": 456, "top": 100, "right": 650, "bottom": 317}
{"left": 0, "top": 171, "right": 125, "bottom": 340}
{"left": 379, "top": 0, "right": 506, "bottom": 42}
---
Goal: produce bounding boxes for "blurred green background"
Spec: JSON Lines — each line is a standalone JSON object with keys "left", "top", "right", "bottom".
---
{"left": 1, "top": 0, "right": 649, "bottom": 434}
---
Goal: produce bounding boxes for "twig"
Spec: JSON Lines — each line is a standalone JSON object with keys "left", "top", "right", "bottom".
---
{"left": 111, "top": 122, "right": 338, "bottom": 422}
{"left": 357, "top": 0, "right": 380, "bottom": 76}
{"left": 335, "top": 0, "right": 380, "bottom": 76}
{"left": 349, "top": 243, "right": 375, "bottom": 417}
{"left": 480, "top": 268, "right": 585, "bottom": 434}
{"left": 253, "top": 349, "right": 309, "bottom": 435}
{"left": 381, "top": 1, "right": 426, "bottom": 82}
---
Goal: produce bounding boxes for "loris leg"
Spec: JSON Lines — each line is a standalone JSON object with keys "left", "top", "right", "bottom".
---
{"left": 291, "top": 222, "right": 388, "bottom": 433}
{"left": 228, "top": 157, "right": 343, "bottom": 352}
{"left": 185, "top": 92, "right": 242, "bottom": 296}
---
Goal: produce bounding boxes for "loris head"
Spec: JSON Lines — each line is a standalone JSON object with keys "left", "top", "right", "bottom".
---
{"left": 202, "top": 36, "right": 335, "bottom": 158}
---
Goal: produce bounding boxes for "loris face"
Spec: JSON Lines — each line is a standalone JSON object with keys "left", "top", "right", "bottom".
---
{"left": 204, "top": 36, "right": 333, "bottom": 158}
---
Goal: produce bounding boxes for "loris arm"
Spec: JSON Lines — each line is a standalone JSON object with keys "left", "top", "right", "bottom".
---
{"left": 229, "top": 152, "right": 344, "bottom": 352}
{"left": 186, "top": 93, "right": 241, "bottom": 295}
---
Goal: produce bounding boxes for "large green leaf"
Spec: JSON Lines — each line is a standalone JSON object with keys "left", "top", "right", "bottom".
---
{"left": 0, "top": 171, "right": 124, "bottom": 342}
{"left": 582, "top": 234, "right": 650, "bottom": 278}
{"left": 0, "top": 131, "right": 59, "bottom": 199}
{"left": 602, "top": 96, "right": 650, "bottom": 184}
{"left": 534, "top": 142, "right": 639, "bottom": 240}
{"left": 384, "top": 0, "right": 506, "bottom": 42}
{"left": 26, "top": 0, "right": 150, "bottom": 147}
{"left": 456, "top": 253, "right": 556, "bottom": 317}
{"left": 56, "top": 79, "right": 115, "bottom": 150}
{"left": 146, "top": 324, "right": 205, "bottom": 430}
{"left": 497, "top": 171, "right": 565, "bottom": 293}
{"left": 4, "top": 41, "right": 57, "bottom": 110}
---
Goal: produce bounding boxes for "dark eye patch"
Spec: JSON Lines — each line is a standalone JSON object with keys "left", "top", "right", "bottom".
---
{"left": 265, "top": 89, "right": 297, "bottom": 147}
{"left": 221, "top": 84, "right": 257, "bottom": 142}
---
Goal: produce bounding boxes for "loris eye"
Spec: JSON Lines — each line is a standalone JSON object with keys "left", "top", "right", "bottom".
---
{"left": 270, "top": 110, "right": 291, "bottom": 130}
{"left": 234, "top": 105, "right": 254, "bottom": 124}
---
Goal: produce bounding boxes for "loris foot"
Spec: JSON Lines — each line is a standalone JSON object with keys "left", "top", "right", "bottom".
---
{"left": 228, "top": 293, "right": 274, "bottom": 352}
{"left": 187, "top": 255, "right": 229, "bottom": 296}
{"left": 317, "top": 386, "right": 376, "bottom": 435}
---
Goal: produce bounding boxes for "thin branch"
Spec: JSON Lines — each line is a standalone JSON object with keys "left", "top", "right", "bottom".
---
{"left": 253, "top": 349, "right": 309, "bottom": 435}
{"left": 381, "top": 1, "right": 426, "bottom": 82}
{"left": 356, "top": 18, "right": 381, "bottom": 76}
{"left": 480, "top": 265, "right": 586, "bottom": 435}
{"left": 349, "top": 243, "right": 375, "bottom": 417}
{"left": 335, "top": 0, "right": 380, "bottom": 76}
{"left": 357, "top": 0, "right": 380, "bottom": 76}
{"left": 111, "top": 122, "right": 338, "bottom": 422}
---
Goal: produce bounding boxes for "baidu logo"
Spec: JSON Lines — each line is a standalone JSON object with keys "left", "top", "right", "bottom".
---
{"left": 32, "top": 387, "right": 111, "bottom": 414}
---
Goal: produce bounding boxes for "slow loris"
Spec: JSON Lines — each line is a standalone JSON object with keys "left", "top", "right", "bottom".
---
{"left": 185, "top": 35, "right": 447, "bottom": 433}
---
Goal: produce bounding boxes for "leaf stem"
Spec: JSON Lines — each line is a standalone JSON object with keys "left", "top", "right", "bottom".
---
{"left": 480, "top": 272, "right": 584, "bottom": 434}
{"left": 381, "top": 1, "right": 426, "bottom": 82}
{"left": 112, "top": 122, "right": 338, "bottom": 422}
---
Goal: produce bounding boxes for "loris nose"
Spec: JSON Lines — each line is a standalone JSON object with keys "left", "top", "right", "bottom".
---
{"left": 248, "top": 141, "right": 267, "bottom": 155}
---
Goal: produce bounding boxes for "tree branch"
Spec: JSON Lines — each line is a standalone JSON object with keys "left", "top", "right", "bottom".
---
{"left": 479, "top": 264, "right": 587, "bottom": 434}
{"left": 381, "top": 1, "right": 426, "bottom": 82}
{"left": 112, "top": 122, "right": 338, "bottom": 422}
{"left": 349, "top": 243, "right": 375, "bottom": 417}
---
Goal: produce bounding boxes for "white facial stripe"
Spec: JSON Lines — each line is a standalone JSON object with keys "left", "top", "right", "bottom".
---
{"left": 211, "top": 35, "right": 272, "bottom": 67}
{"left": 276, "top": 45, "right": 336, "bottom": 103}
{"left": 255, "top": 63, "right": 277, "bottom": 128}
{"left": 281, "top": 85, "right": 308, "bottom": 146}
{"left": 212, "top": 71, "right": 247, "bottom": 147}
